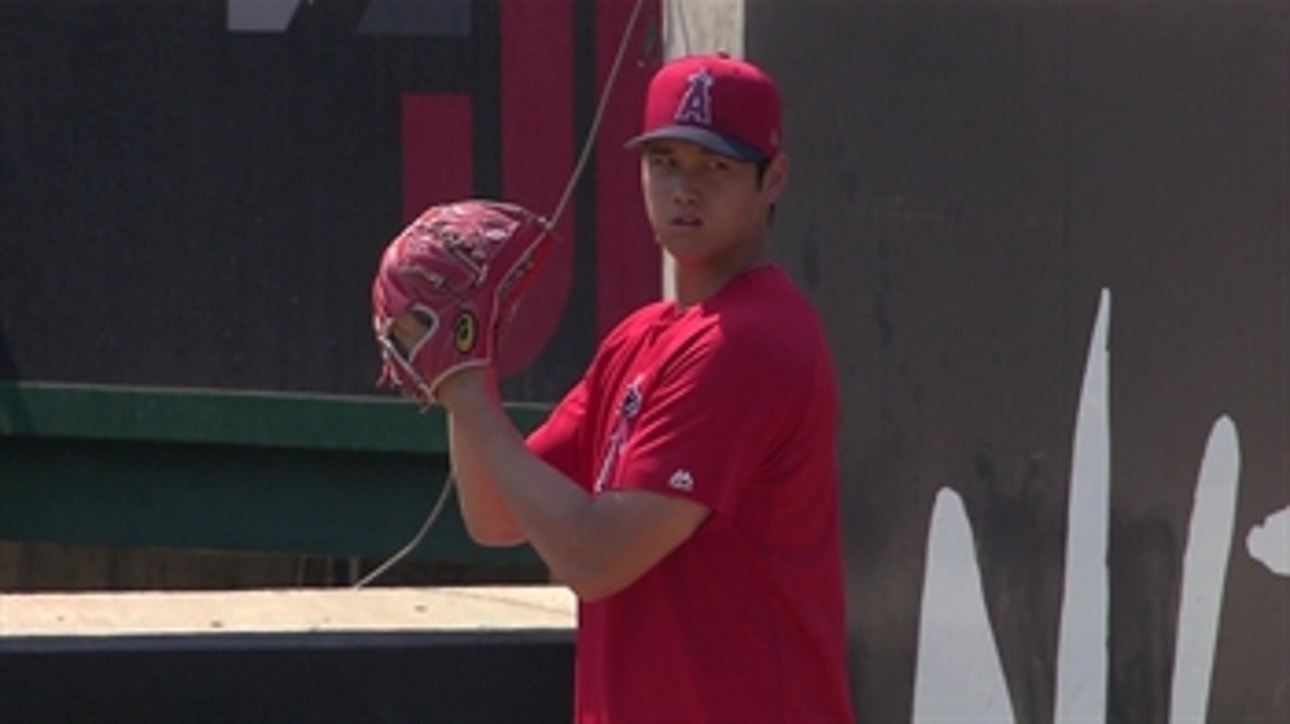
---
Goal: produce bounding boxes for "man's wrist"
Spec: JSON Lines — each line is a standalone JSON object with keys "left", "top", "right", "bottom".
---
{"left": 436, "top": 366, "right": 494, "bottom": 410}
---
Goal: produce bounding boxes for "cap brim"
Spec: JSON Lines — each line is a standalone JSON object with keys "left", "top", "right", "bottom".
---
{"left": 625, "top": 126, "right": 767, "bottom": 162}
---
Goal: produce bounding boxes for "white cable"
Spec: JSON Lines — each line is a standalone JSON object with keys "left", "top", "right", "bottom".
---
{"left": 353, "top": 0, "right": 649, "bottom": 589}
{"left": 352, "top": 473, "right": 456, "bottom": 589}
{"left": 546, "top": 0, "right": 648, "bottom": 231}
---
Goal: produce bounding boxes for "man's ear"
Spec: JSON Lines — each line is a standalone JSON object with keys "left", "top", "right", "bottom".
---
{"left": 760, "top": 152, "right": 790, "bottom": 203}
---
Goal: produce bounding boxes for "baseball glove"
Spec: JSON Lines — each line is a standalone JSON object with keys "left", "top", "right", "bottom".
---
{"left": 371, "top": 199, "right": 555, "bottom": 406}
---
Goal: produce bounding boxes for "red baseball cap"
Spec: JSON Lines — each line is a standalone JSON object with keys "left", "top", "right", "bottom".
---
{"left": 626, "top": 53, "right": 781, "bottom": 162}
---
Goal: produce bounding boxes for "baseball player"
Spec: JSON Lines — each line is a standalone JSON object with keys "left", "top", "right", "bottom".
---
{"left": 373, "top": 53, "right": 854, "bottom": 723}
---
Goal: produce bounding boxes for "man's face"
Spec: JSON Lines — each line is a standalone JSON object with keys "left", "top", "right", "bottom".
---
{"left": 639, "top": 139, "right": 783, "bottom": 268}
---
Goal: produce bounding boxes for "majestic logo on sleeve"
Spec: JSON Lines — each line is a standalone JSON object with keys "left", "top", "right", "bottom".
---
{"left": 674, "top": 68, "right": 714, "bottom": 126}
{"left": 668, "top": 469, "right": 695, "bottom": 493}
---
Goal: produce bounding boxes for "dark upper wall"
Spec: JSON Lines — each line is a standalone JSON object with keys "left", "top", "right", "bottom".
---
{"left": 0, "top": 0, "right": 661, "bottom": 402}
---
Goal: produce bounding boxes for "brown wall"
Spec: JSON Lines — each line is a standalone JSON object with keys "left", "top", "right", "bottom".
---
{"left": 747, "top": 1, "right": 1287, "bottom": 721}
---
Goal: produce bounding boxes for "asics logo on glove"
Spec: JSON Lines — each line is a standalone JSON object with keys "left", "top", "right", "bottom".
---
{"left": 453, "top": 311, "right": 478, "bottom": 354}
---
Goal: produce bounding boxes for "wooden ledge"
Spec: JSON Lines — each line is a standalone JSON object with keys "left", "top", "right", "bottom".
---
{"left": 0, "top": 585, "right": 576, "bottom": 639}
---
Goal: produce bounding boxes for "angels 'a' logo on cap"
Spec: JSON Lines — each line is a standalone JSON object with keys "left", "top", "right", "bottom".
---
{"left": 674, "top": 68, "right": 714, "bottom": 126}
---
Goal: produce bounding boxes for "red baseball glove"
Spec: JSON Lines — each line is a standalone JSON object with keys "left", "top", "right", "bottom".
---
{"left": 371, "top": 199, "right": 555, "bottom": 406}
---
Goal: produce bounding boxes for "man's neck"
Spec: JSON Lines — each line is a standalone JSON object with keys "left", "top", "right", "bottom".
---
{"left": 669, "top": 242, "right": 772, "bottom": 308}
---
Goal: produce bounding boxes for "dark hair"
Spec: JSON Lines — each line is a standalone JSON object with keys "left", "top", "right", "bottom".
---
{"left": 755, "top": 157, "right": 777, "bottom": 225}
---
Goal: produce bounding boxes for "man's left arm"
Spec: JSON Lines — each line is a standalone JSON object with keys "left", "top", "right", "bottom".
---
{"left": 439, "top": 369, "right": 710, "bottom": 602}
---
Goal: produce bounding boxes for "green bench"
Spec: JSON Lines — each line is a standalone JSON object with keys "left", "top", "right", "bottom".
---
{"left": 0, "top": 382, "right": 548, "bottom": 567}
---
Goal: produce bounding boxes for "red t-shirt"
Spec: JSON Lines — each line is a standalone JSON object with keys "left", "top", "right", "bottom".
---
{"left": 528, "top": 266, "right": 854, "bottom": 723}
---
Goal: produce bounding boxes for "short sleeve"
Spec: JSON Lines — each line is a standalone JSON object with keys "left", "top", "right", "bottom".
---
{"left": 526, "top": 378, "right": 591, "bottom": 490}
{"left": 610, "top": 321, "right": 800, "bottom": 515}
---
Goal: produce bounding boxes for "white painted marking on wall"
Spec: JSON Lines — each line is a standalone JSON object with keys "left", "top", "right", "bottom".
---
{"left": 1056, "top": 288, "right": 1112, "bottom": 723}
{"left": 1246, "top": 506, "right": 1290, "bottom": 577}
{"left": 914, "top": 488, "right": 1016, "bottom": 724}
{"left": 913, "top": 288, "right": 1247, "bottom": 721}
{"left": 1171, "top": 416, "right": 1241, "bottom": 723}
